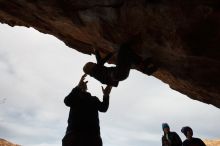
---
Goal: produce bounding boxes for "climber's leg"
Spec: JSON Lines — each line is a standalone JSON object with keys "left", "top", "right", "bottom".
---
{"left": 112, "top": 42, "right": 133, "bottom": 81}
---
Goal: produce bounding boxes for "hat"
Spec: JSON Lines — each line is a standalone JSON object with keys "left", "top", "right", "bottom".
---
{"left": 162, "top": 123, "right": 170, "bottom": 130}
{"left": 181, "top": 126, "right": 193, "bottom": 136}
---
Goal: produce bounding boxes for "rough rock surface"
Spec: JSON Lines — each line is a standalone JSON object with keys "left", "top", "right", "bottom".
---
{"left": 0, "top": 0, "right": 220, "bottom": 107}
{"left": 0, "top": 138, "right": 20, "bottom": 146}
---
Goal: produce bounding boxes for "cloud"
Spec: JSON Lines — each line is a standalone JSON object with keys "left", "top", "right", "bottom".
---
{"left": 0, "top": 23, "right": 220, "bottom": 146}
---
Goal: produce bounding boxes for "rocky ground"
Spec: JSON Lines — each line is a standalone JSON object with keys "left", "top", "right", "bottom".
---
{"left": 0, "top": 138, "right": 20, "bottom": 146}
{"left": 204, "top": 139, "right": 220, "bottom": 146}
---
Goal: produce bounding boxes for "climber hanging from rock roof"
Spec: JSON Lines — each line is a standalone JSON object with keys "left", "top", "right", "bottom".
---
{"left": 83, "top": 39, "right": 158, "bottom": 87}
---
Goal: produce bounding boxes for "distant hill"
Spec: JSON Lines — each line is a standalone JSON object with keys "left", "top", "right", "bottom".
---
{"left": 0, "top": 138, "right": 20, "bottom": 146}
{"left": 204, "top": 139, "right": 220, "bottom": 146}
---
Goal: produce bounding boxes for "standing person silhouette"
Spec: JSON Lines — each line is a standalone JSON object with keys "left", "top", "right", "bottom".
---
{"left": 181, "top": 126, "right": 206, "bottom": 146}
{"left": 161, "top": 123, "right": 182, "bottom": 146}
{"left": 62, "top": 74, "right": 112, "bottom": 146}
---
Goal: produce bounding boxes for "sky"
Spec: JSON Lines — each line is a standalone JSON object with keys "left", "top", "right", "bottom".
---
{"left": 0, "top": 23, "right": 219, "bottom": 146}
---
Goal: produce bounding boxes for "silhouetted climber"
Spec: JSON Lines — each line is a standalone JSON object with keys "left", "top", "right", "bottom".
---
{"left": 181, "top": 126, "right": 206, "bottom": 146}
{"left": 62, "top": 74, "right": 112, "bottom": 146}
{"left": 83, "top": 41, "right": 157, "bottom": 87}
{"left": 161, "top": 123, "right": 182, "bottom": 146}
